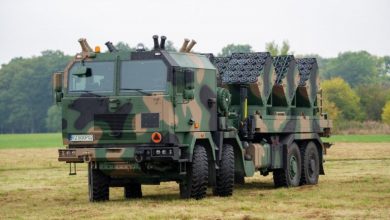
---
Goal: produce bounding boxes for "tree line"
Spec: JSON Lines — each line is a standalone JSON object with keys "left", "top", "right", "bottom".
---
{"left": 0, "top": 41, "right": 389, "bottom": 133}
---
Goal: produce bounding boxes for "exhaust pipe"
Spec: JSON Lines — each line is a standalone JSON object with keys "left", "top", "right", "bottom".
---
{"left": 105, "top": 41, "right": 118, "bottom": 52}
{"left": 78, "top": 38, "right": 93, "bottom": 53}
{"left": 185, "top": 40, "right": 197, "bottom": 53}
{"left": 179, "top": 39, "right": 190, "bottom": 52}
{"left": 153, "top": 35, "right": 160, "bottom": 50}
{"left": 160, "top": 36, "right": 166, "bottom": 50}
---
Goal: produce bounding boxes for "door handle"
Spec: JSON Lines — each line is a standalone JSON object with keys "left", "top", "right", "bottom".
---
{"left": 109, "top": 99, "right": 120, "bottom": 110}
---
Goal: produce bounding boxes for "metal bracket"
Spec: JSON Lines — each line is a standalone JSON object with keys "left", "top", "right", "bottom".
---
{"left": 179, "top": 162, "right": 187, "bottom": 175}
{"left": 69, "top": 162, "right": 77, "bottom": 175}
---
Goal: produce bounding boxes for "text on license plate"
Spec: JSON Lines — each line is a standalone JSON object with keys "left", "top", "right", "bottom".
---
{"left": 70, "top": 135, "right": 94, "bottom": 142}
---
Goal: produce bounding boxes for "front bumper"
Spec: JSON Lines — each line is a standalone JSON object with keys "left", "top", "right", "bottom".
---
{"left": 58, "top": 145, "right": 186, "bottom": 163}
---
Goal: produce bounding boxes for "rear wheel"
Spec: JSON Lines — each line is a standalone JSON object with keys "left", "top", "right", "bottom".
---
{"left": 88, "top": 162, "right": 110, "bottom": 202}
{"left": 179, "top": 145, "right": 209, "bottom": 199}
{"left": 273, "top": 142, "right": 302, "bottom": 187}
{"left": 124, "top": 183, "right": 142, "bottom": 199}
{"left": 214, "top": 144, "right": 235, "bottom": 196}
{"left": 300, "top": 142, "right": 320, "bottom": 185}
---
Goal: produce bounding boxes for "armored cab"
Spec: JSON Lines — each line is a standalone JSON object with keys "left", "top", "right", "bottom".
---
{"left": 54, "top": 36, "right": 332, "bottom": 202}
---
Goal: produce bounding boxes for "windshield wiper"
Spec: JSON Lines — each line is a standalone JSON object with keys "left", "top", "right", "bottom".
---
{"left": 71, "top": 90, "right": 102, "bottom": 97}
{"left": 121, "top": 88, "right": 152, "bottom": 96}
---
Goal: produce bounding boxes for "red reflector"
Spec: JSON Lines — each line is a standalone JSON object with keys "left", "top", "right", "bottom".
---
{"left": 151, "top": 132, "right": 162, "bottom": 143}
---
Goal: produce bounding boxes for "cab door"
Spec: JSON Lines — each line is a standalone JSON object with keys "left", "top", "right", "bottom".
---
{"left": 174, "top": 68, "right": 217, "bottom": 132}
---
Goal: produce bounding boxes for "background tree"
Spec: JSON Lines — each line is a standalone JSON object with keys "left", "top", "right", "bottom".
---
{"left": 45, "top": 105, "right": 62, "bottom": 132}
{"left": 218, "top": 44, "right": 252, "bottom": 57}
{"left": 165, "top": 40, "right": 177, "bottom": 52}
{"left": 381, "top": 101, "right": 390, "bottom": 124}
{"left": 265, "top": 40, "right": 291, "bottom": 56}
{"left": 378, "top": 55, "right": 390, "bottom": 77}
{"left": 356, "top": 84, "right": 390, "bottom": 121}
{"left": 384, "top": 56, "right": 390, "bottom": 75}
{"left": 0, "top": 51, "right": 71, "bottom": 133}
{"left": 322, "top": 51, "right": 380, "bottom": 86}
{"left": 115, "top": 42, "right": 133, "bottom": 52}
{"left": 322, "top": 99, "right": 341, "bottom": 122}
{"left": 321, "top": 77, "right": 363, "bottom": 121}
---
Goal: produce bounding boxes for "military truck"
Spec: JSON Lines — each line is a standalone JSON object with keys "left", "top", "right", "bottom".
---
{"left": 53, "top": 35, "right": 332, "bottom": 201}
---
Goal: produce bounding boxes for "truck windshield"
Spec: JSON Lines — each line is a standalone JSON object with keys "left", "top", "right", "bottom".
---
{"left": 68, "top": 61, "right": 115, "bottom": 93}
{"left": 120, "top": 60, "right": 167, "bottom": 93}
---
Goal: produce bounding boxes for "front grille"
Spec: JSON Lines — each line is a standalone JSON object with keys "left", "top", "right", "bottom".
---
{"left": 141, "top": 113, "right": 160, "bottom": 128}
{"left": 94, "top": 114, "right": 135, "bottom": 131}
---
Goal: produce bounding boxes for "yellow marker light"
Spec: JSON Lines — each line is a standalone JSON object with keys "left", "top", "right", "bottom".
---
{"left": 194, "top": 123, "right": 199, "bottom": 128}
{"left": 151, "top": 132, "right": 162, "bottom": 144}
{"left": 95, "top": 46, "right": 101, "bottom": 53}
{"left": 244, "top": 98, "right": 248, "bottom": 118}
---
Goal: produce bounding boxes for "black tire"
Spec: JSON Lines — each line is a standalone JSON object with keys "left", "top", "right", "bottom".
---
{"left": 234, "top": 172, "right": 245, "bottom": 185}
{"left": 88, "top": 162, "right": 110, "bottom": 202}
{"left": 124, "top": 183, "right": 142, "bottom": 199}
{"left": 214, "top": 144, "right": 235, "bottom": 196}
{"left": 179, "top": 145, "right": 209, "bottom": 200}
{"left": 273, "top": 142, "right": 302, "bottom": 187}
{"left": 300, "top": 141, "right": 320, "bottom": 185}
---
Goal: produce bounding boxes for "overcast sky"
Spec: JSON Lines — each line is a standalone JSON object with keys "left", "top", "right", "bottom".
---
{"left": 0, "top": 0, "right": 389, "bottom": 65}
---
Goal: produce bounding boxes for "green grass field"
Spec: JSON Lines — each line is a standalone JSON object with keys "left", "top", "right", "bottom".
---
{"left": 0, "top": 133, "right": 390, "bottom": 149}
{"left": 323, "top": 134, "right": 390, "bottom": 143}
{"left": 0, "top": 133, "right": 63, "bottom": 149}
{"left": 0, "top": 142, "right": 389, "bottom": 219}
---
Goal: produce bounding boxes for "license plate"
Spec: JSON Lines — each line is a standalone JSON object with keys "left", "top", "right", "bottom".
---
{"left": 70, "top": 134, "right": 94, "bottom": 142}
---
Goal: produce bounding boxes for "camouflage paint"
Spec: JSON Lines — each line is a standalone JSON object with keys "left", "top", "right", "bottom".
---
{"left": 57, "top": 39, "right": 332, "bottom": 185}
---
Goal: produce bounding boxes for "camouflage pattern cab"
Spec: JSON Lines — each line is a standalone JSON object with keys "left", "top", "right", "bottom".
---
{"left": 54, "top": 35, "right": 332, "bottom": 201}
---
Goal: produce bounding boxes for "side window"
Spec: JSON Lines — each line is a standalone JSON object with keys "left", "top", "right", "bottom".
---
{"left": 175, "top": 71, "right": 185, "bottom": 94}
{"left": 68, "top": 61, "right": 115, "bottom": 92}
{"left": 120, "top": 60, "right": 167, "bottom": 92}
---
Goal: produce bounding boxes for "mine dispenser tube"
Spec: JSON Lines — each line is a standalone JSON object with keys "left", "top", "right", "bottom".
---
{"left": 240, "top": 85, "right": 248, "bottom": 122}
{"left": 239, "top": 85, "right": 249, "bottom": 138}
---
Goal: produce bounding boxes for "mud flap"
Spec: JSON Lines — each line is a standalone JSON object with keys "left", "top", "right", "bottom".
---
{"left": 270, "top": 143, "right": 286, "bottom": 169}
{"left": 244, "top": 160, "right": 255, "bottom": 177}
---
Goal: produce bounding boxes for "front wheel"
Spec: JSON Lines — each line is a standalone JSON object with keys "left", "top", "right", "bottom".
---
{"left": 214, "top": 144, "right": 235, "bottom": 196}
{"left": 179, "top": 145, "right": 209, "bottom": 200}
{"left": 88, "top": 162, "right": 110, "bottom": 202}
{"left": 273, "top": 142, "right": 302, "bottom": 187}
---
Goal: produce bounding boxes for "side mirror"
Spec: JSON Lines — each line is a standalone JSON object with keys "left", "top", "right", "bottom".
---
{"left": 55, "top": 92, "right": 63, "bottom": 103}
{"left": 52, "top": 72, "right": 62, "bottom": 92}
{"left": 183, "top": 69, "right": 195, "bottom": 99}
{"left": 73, "top": 66, "right": 91, "bottom": 77}
{"left": 184, "top": 69, "right": 194, "bottom": 89}
{"left": 183, "top": 89, "right": 194, "bottom": 100}
{"left": 52, "top": 72, "right": 63, "bottom": 103}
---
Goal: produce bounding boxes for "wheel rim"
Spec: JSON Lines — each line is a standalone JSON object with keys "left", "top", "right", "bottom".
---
{"left": 289, "top": 155, "right": 298, "bottom": 179}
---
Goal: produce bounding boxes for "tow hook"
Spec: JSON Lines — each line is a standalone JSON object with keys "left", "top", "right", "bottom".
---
{"left": 135, "top": 153, "right": 143, "bottom": 163}
{"left": 82, "top": 152, "right": 92, "bottom": 163}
